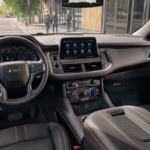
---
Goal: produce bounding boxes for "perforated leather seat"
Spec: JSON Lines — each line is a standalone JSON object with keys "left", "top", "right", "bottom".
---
{"left": 0, "top": 122, "right": 71, "bottom": 150}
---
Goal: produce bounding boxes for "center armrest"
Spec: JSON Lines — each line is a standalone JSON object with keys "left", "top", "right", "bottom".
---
{"left": 83, "top": 106, "right": 150, "bottom": 150}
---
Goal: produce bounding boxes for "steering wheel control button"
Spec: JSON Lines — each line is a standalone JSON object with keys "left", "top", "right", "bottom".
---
{"left": 35, "top": 74, "right": 42, "bottom": 79}
{"left": 30, "top": 64, "right": 44, "bottom": 74}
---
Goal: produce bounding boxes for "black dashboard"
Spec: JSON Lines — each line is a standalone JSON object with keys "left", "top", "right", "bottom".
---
{"left": 0, "top": 34, "right": 149, "bottom": 80}
{"left": 0, "top": 44, "right": 39, "bottom": 63}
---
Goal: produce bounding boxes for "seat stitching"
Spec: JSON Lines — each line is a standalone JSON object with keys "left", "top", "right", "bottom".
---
{"left": 24, "top": 125, "right": 28, "bottom": 140}
{"left": 15, "top": 127, "right": 18, "bottom": 143}
{"left": 51, "top": 101, "right": 81, "bottom": 144}
{"left": 98, "top": 112, "right": 146, "bottom": 150}
{"left": 65, "top": 98, "right": 83, "bottom": 129}
{"left": 0, "top": 137, "right": 50, "bottom": 149}
{"left": 56, "top": 126, "right": 66, "bottom": 150}
{"left": 59, "top": 123, "right": 73, "bottom": 150}
{"left": 129, "top": 106, "right": 150, "bottom": 121}
{"left": 84, "top": 123, "right": 106, "bottom": 150}
{"left": 49, "top": 126, "right": 56, "bottom": 150}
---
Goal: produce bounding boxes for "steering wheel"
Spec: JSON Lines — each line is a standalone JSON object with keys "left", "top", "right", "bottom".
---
{"left": 0, "top": 36, "right": 48, "bottom": 105}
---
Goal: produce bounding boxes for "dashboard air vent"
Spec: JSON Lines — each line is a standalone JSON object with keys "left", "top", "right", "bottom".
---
{"left": 148, "top": 52, "right": 150, "bottom": 58}
{"left": 63, "top": 64, "right": 82, "bottom": 73}
{"left": 85, "top": 62, "right": 102, "bottom": 71}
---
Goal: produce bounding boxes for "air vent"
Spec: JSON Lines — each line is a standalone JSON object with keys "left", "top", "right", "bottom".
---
{"left": 63, "top": 64, "right": 82, "bottom": 73}
{"left": 85, "top": 62, "right": 102, "bottom": 71}
{"left": 148, "top": 52, "right": 150, "bottom": 58}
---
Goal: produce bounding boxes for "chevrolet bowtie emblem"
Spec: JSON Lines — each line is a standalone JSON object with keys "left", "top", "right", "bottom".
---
{"left": 9, "top": 69, "right": 20, "bottom": 73}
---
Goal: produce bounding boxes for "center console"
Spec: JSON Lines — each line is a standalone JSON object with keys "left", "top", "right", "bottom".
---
{"left": 47, "top": 37, "right": 114, "bottom": 146}
{"left": 66, "top": 79, "right": 100, "bottom": 104}
{"left": 47, "top": 37, "right": 112, "bottom": 80}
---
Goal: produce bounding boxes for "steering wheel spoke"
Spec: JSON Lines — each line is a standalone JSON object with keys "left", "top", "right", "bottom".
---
{"left": 26, "top": 61, "right": 46, "bottom": 97}
{"left": 0, "top": 83, "right": 7, "bottom": 101}
{"left": 28, "top": 61, "right": 45, "bottom": 75}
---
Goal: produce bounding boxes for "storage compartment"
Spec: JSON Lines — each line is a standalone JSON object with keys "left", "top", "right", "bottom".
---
{"left": 110, "top": 110, "right": 150, "bottom": 142}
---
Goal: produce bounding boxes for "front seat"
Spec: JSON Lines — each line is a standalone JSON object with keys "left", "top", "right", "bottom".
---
{"left": 0, "top": 122, "right": 71, "bottom": 150}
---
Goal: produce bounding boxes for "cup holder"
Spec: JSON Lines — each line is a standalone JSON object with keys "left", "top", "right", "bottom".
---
{"left": 81, "top": 115, "right": 88, "bottom": 124}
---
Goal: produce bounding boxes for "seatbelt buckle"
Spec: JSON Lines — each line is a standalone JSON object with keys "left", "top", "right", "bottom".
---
{"left": 73, "top": 146, "right": 82, "bottom": 150}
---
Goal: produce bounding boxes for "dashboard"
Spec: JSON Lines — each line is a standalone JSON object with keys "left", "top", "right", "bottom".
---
{"left": 0, "top": 44, "right": 39, "bottom": 63}
{"left": 0, "top": 34, "right": 149, "bottom": 80}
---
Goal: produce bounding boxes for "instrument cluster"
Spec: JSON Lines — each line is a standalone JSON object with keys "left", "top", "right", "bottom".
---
{"left": 0, "top": 45, "right": 39, "bottom": 63}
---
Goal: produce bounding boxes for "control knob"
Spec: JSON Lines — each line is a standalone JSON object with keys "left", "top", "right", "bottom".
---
{"left": 92, "top": 80, "right": 97, "bottom": 84}
{"left": 82, "top": 91, "right": 88, "bottom": 96}
{"left": 68, "top": 91, "right": 76, "bottom": 99}
{"left": 70, "top": 82, "right": 76, "bottom": 87}
{"left": 91, "top": 88, "right": 99, "bottom": 96}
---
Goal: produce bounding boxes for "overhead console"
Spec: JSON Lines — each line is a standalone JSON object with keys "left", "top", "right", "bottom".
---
{"left": 47, "top": 37, "right": 112, "bottom": 80}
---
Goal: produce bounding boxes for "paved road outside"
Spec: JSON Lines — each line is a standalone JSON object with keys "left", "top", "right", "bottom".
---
{"left": 0, "top": 18, "right": 100, "bottom": 34}
{"left": 0, "top": 18, "right": 28, "bottom": 34}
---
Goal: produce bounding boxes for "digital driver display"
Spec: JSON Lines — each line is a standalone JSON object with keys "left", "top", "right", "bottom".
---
{"left": 3, "top": 55, "right": 18, "bottom": 62}
{"left": 60, "top": 37, "right": 98, "bottom": 60}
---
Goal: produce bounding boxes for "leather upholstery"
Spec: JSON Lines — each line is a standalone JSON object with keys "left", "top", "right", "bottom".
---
{"left": 0, "top": 122, "right": 71, "bottom": 150}
{"left": 51, "top": 94, "right": 84, "bottom": 144}
{"left": 84, "top": 106, "right": 150, "bottom": 150}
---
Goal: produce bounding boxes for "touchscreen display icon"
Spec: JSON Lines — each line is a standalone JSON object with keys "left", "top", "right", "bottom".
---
{"left": 66, "top": 44, "right": 70, "bottom": 48}
{"left": 73, "top": 43, "right": 77, "bottom": 48}
{"left": 74, "top": 50, "right": 77, "bottom": 54}
{"left": 88, "top": 43, "right": 91, "bottom": 47}
{"left": 81, "top": 49, "right": 84, "bottom": 53}
{"left": 88, "top": 49, "right": 92, "bottom": 53}
{"left": 66, "top": 50, "right": 70, "bottom": 54}
{"left": 81, "top": 43, "right": 84, "bottom": 47}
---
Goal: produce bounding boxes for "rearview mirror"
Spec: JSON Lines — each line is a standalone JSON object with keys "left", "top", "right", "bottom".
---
{"left": 62, "top": 0, "right": 103, "bottom": 7}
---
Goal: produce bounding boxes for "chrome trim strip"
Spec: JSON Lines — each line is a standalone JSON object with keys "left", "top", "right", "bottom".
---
{"left": 61, "top": 57, "right": 101, "bottom": 64}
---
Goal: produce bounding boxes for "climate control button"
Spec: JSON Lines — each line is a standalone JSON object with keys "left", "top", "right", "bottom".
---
{"left": 83, "top": 91, "right": 88, "bottom": 96}
{"left": 70, "top": 82, "right": 76, "bottom": 87}
{"left": 91, "top": 88, "right": 99, "bottom": 96}
{"left": 68, "top": 91, "right": 76, "bottom": 99}
{"left": 92, "top": 80, "right": 97, "bottom": 84}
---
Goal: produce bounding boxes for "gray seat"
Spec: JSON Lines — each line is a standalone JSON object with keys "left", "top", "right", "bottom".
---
{"left": 0, "top": 122, "right": 71, "bottom": 150}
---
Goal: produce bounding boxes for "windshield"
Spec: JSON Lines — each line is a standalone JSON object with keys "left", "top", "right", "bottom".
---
{"left": 0, "top": 0, "right": 149, "bottom": 34}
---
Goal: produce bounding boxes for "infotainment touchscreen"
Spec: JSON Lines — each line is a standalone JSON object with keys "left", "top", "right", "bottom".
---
{"left": 60, "top": 37, "right": 98, "bottom": 60}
